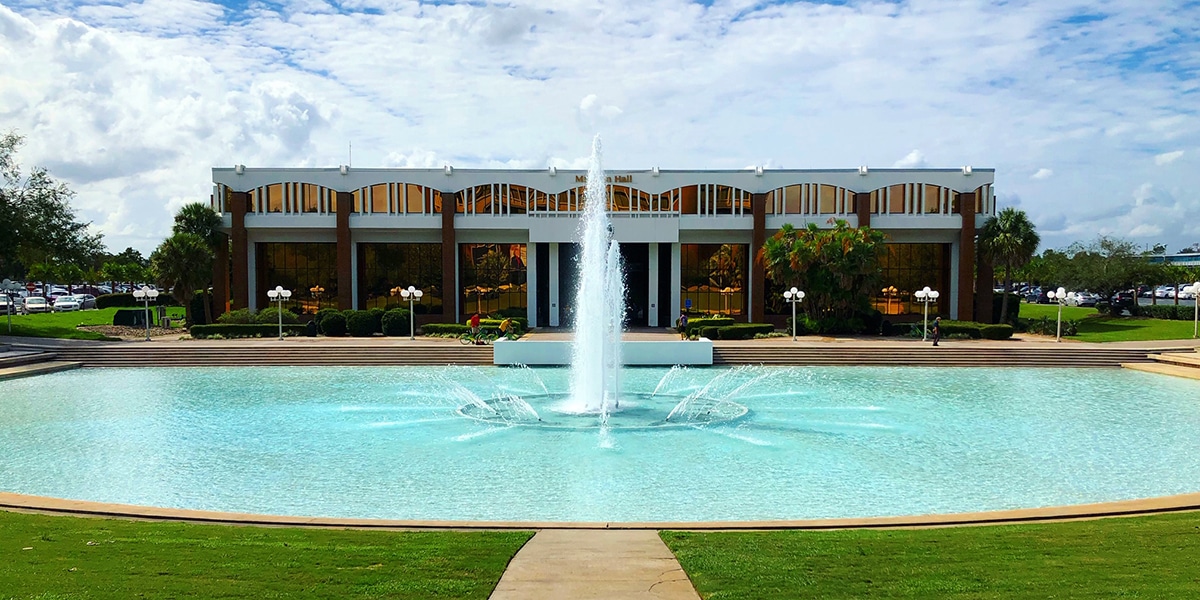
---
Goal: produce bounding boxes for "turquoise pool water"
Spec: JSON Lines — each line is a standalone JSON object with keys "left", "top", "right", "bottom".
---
{"left": 2, "top": 366, "right": 1199, "bottom": 522}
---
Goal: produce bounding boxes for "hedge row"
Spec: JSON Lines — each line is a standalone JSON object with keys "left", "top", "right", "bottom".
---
{"left": 190, "top": 324, "right": 311, "bottom": 339}
{"left": 1138, "top": 304, "right": 1198, "bottom": 321}
{"left": 683, "top": 317, "right": 734, "bottom": 335}
{"left": 420, "top": 319, "right": 524, "bottom": 337}
{"left": 938, "top": 320, "right": 1014, "bottom": 340}
{"left": 710, "top": 323, "right": 775, "bottom": 340}
{"left": 97, "top": 292, "right": 179, "bottom": 309}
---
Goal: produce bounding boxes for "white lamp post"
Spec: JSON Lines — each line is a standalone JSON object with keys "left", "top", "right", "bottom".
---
{"left": 1184, "top": 281, "right": 1200, "bottom": 339}
{"left": 132, "top": 285, "right": 160, "bottom": 342}
{"left": 266, "top": 285, "right": 292, "bottom": 340}
{"left": 1, "top": 279, "right": 20, "bottom": 334}
{"left": 399, "top": 285, "right": 423, "bottom": 340}
{"left": 1046, "top": 286, "right": 1075, "bottom": 342}
{"left": 783, "top": 287, "right": 805, "bottom": 341}
{"left": 914, "top": 286, "right": 941, "bottom": 341}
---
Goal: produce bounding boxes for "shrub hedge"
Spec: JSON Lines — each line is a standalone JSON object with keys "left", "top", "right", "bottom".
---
{"left": 980, "top": 324, "right": 1015, "bottom": 340}
{"left": 715, "top": 323, "right": 775, "bottom": 340}
{"left": 381, "top": 308, "right": 413, "bottom": 336}
{"left": 367, "top": 307, "right": 386, "bottom": 333}
{"left": 1139, "top": 304, "right": 1195, "bottom": 320}
{"left": 345, "top": 311, "right": 377, "bottom": 337}
{"left": 320, "top": 312, "right": 347, "bottom": 337}
{"left": 217, "top": 308, "right": 254, "bottom": 324}
{"left": 683, "top": 317, "right": 734, "bottom": 335}
{"left": 96, "top": 292, "right": 178, "bottom": 309}
{"left": 190, "top": 324, "right": 310, "bottom": 339}
{"left": 254, "top": 307, "right": 299, "bottom": 325}
{"left": 422, "top": 323, "right": 469, "bottom": 335}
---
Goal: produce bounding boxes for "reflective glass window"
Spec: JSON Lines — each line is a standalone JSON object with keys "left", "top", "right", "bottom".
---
{"left": 509, "top": 185, "right": 528, "bottom": 214}
{"left": 873, "top": 243, "right": 948, "bottom": 316}
{"left": 358, "top": 243, "right": 443, "bottom": 313}
{"left": 680, "top": 244, "right": 747, "bottom": 318}
{"left": 818, "top": 185, "right": 837, "bottom": 214}
{"left": 259, "top": 243, "right": 338, "bottom": 314}
{"left": 266, "top": 184, "right": 283, "bottom": 213}
{"left": 887, "top": 185, "right": 905, "bottom": 214}
{"left": 459, "top": 243, "right": 528, "bottom": 318}
{"left": 924, "top": 185, "right": 942, "bottom": 214}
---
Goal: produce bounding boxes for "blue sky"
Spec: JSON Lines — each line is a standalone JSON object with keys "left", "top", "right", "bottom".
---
{"left": 1, "top": 0, "right": 1198, "bottom": 254}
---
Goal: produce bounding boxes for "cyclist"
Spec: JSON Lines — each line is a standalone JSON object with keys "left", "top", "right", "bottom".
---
{"left": 469, "top": 312, "right": 481, "bottom": 340}
{"left": 499, "top": 317, "right": 513, "bottom": 338}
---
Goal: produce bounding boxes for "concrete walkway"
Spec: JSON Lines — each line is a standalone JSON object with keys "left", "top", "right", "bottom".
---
{"left": 489, "top": 530, "right": 700, "bottom": 600}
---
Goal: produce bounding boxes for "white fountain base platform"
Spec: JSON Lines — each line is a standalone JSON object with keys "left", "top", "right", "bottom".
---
{"left": 493, "top": 338, "right": 713, "bottom": 366}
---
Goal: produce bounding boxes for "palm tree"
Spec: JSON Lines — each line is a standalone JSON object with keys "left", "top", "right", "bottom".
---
{"left": 979, "top": 208, "right": 1040, "bottom": 324}
{"left": 172, "top": 202, "right": 223, "bottom": 322}
{"left": 150, "top": 232, "right": 214, "bottom": 326}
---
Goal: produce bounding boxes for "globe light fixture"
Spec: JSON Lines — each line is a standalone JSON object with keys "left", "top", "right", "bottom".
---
{"left": 782, "top": 287, "right": 805, "bottom": 341}
{"left": 399, "top": 285, "right": 423, "bottom": 340}
{"left": 266, "top": 285, "right": 292, "bottom": 340}
{"left": 914, "top": 286, "right": 940, "bottom": 341}
{"left": 1046, "top": 286, "right": 1075, "bottom": 342}
{"left": 131, "top": 285, "right": 160, "bottom": 342}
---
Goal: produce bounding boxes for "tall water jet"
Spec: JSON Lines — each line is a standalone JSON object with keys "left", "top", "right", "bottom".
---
{"left": 568, "top": 135, "right": 626, "bottom": 415}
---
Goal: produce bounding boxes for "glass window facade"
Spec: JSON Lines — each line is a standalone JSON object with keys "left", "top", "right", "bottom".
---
{"left": 258, "top": 243, "right": 338, "bottom": 315}
{"left": 680, "top": 244, "right": 747, "bottom": 317}
{"left": 460, "top": 243, "right": 527, "bottom": 317}
{"left": 873, "top": 243, "right": 949, "bottom": 316}
{"left": 357, "top": 243, "right": 444, "bottom": 313}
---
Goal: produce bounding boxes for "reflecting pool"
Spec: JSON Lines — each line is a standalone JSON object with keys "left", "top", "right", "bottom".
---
{"left": 2, "top": 366, "right": 1199, "bottom": 522}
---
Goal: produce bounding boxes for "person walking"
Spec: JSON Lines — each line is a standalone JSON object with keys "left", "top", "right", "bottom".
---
{"left": 931, "top": 316, "right": 941, "bottom": 347}
{"left": 677, "top": 311, "right": 689, "bottom": 340}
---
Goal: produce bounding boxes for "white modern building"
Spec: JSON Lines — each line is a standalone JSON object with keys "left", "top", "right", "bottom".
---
{"left": 210, "top": 166, "right": 997, "bottom": 327}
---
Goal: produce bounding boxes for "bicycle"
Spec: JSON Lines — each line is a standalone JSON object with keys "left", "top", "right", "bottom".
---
{"left": 459, "top": 330, "right": 498, "bottom": 345}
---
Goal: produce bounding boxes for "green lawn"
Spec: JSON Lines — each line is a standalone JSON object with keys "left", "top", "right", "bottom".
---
{"left": 1, "top": 306, "right": 185, "bottom": 341}
{"left": 1018, "top": 302, "right": 1198, "bottom": 343}
{"left": 1, "top": 510, "right": 531, "bottom": 599}
{"left": 663, "top": 512, "right": 1200, "bottom": 600}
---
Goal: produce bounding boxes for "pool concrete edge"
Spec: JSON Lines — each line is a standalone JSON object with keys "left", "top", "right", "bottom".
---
{"left": 3, "top": 491, "right": 1198, "bottom": 531}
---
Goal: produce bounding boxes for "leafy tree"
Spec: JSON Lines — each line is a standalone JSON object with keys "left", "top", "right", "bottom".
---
{"left": 170, "top": 202, "right": 224, "bottom": 323}
{"left": 150, "top": 232, "right": 214, "bottom": 326}
{"left": 0, "top": 131, "right": 105, "bottom": 278}
{"left": 1057, "top": 236, "right": 1152, "bottom": 302}
{"left": 114, "top": 247, "right": 149, "bottom": 268}
{"left": 758, "top": 220, "right": 886, "bottom": 321}
{"left": 978, "top": 207, "right": 1040, "bottom": 324}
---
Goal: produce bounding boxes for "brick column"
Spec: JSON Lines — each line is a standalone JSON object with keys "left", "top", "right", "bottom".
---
{"left": 855, "top": 192, "right": 871, "bottom": 228}
{"left": 229, "top": 192, "right": 250, "bottom": 311}
{"left": 957, "top": 193, "right": 976, "bottom": 321}
{"left": 441, "top": 192, "right": 457, "bottom": 321}
{"left": 336, "top": 192, "right": 353, "bottom": 310}
{"left": 975, "top": 251, "right": 995, "bottom": 324}
{"left": 750, "top": 193, "right": 767, "bottom": 323}
{"left": 213, "top": 233, "right": 230, "bottom": 316}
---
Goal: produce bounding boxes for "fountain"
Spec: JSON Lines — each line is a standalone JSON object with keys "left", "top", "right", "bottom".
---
{"left": 566, "top": 135, "right": 625, "bottom": 417}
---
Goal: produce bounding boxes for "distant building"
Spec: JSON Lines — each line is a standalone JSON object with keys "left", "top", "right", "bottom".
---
{"left": 209, "top": 166, "right": 997, "bottom": 326}
{"left": 1146, "top": 253, "right": 1200, "bottom": 267}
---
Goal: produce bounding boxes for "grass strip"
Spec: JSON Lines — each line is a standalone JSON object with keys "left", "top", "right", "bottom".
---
{"left": 663, "top": 511, "right": 1200, "bottom": 599}
{"left": 1019, "top": 303, "right": 1197, "bottom": 342}
{"left": 1, "top": 510, "right": 531, "bottom": 599}
{"left": 1, "top": 307, "right": 185, "bottom": 341}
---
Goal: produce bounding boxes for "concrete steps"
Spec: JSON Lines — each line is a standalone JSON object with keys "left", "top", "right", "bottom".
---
{"left": 1152, "top": 352, "right": 1200, "bottom": 368}
{"left": 48, "top": 344, "right": 494, "bottom": 368}
{"left": 713, "top": 346, "right": 1167, "bottom": 368}
{"left": 0, "top": 361, "right": 81, "bottom": 381}
{"left": 0, "top": 350, "right": 59, "bottom": 369}
{"left": 1122, "top": 351, "right": 1200, "bottom": 380}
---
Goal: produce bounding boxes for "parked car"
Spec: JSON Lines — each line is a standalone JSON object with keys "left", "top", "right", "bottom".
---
{"left": 23, "top": 296, "right": 49, "bottom": 314}
{"left": 53, "top": 295, "right": 81, "bottom": 312}
{"left": 1025, "top": 290, "right": 1050, "bottom": 304}
{"left": 0, "top": 295, "right": 19, "bottom": 314}
{"left": 1067, "top": 292, "right": 1099, "bottom": 307}
{"left": 73, "top": 294, "right": 97, "bottom": 309}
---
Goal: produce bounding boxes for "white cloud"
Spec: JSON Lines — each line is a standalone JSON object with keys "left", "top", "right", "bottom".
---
{"left": 1154, "top": 150, "right": 1183, "bottom": 165}
{"left": 892, "top": 150, "right": 927, "bottom": 169}
{"left": 0, "top": 1, "right": 1198, "bottom": 253}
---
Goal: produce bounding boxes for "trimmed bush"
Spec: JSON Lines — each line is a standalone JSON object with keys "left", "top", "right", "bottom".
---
{"left": 938, "top": 320, "right": 982, "bottom": 339}
{"left": 698, "top": 326, "right": 720, "bottom": 339}
{"left": 314, "top": 308, "right": 340, "bottom": 333}
{"left": 368, "top": 307, "right": 386, "bottom": 333}
{"left": 255, "top": 307, "right": 299, "bottom": 325}
{"left": 345, "top": 311, "right": 377, "bottom": 337}
{"left": 217, "top": 308, "right": 254, "bottom": 324}
{"left": 320, "top": 312, "right": 347, "bottom": 337}
{"left": 492, "top": 307, "right": 527, "bottom": 319}
{"left": 684, "top": 317, "right": 734, "bottom": 336}
{"left": 980, "top": 324, "right": 1015, "bottom": 340}
{"left": 716, "top": 323, "right": 775, "bottom": 340}
{"left": 1140, "top": 304, "right": 1192, "bottom": 320}
{"left": 97, "top": 292, "right": 178, "bottom": 309}
{"left": 421, "top": 323, "right": 469, "bottom": 335}
{"left": 190, "top": 324, "right": 309, "bottom": 339}
{"left": 381, "top": 308, "right": 413, "bottom": 336}
{"left": 112, "top": 308, "right": 151, "bottom": 327}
